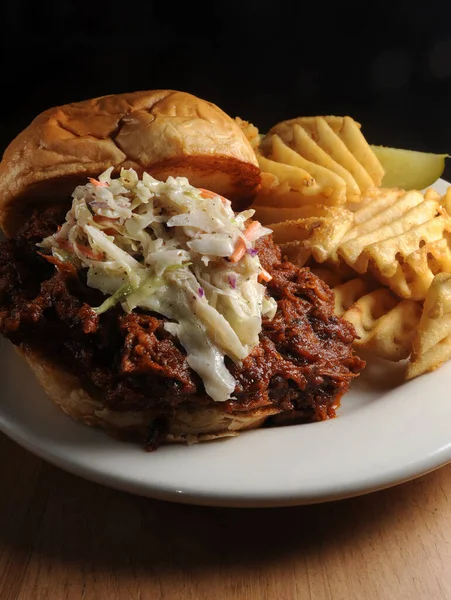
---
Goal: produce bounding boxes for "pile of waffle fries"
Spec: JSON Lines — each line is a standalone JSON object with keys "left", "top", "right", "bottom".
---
{"left": 239, "top": 115, "right": 451, "bottom": 380}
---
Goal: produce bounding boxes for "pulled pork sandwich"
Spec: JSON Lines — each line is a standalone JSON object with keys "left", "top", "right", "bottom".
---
{"left": 0, "top": 89, "right": 365, "bottom": 450}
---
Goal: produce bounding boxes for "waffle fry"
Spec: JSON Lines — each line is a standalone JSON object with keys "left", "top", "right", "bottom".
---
{"left": 270, "top": 206, "right": 354, "bottom": 265}
{"left": 285, "top": 117, "right": 378, "bottom": 192}
{"left": 334, "top": 284, "right": 422, "bottom": 361}
{"left": 407, "top": 336, "right": 451, "bottom": 379}
{"left": 336, "top": 190, "right": 451, "bottom": 300}
{"left": 256, "top": 155, "right": 317, "bottom": 194}
{"left": 276, "top": 122, "right": 360, "bottom": 196}
{"left": 346, "top": 187, "right": 416, "bottom": 230}
{"left": 273, "top": 134, "right": 350, "bottom": 202}
{"left": 252, "top": 205, "right": 325, "bottom": 226}
{"left": 338, "top": 191, "right": 438, "bottom": 269}
{"left": 254, "top": 115, "right": 384, "bottom": 207}
{"left": 406, "top": 273, "right": 451, "bottom": 379}
{"left": 396, "top": 236, "right": 451, "bottom": 300}
{"left": 332, "top": 277, "right": 376, "bottom": 317}
{"left": 254, "top": 154, "right": 343, "bottom": 208}
{"left": 251, "top": 186, "right": 338, "bottom": 225}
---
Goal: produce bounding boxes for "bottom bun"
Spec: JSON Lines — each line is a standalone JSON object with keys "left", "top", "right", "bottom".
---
{"left": 19, "top": 347, "right": 280, "bottom": 447}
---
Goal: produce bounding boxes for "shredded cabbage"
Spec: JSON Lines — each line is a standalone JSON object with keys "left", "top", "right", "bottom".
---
{"left": 38, "top": 168, "right": 275, "bottom": 402}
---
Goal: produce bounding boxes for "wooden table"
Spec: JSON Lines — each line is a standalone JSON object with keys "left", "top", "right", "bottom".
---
{"left": 1, "top": 432, "right": 451, "bottom": 600}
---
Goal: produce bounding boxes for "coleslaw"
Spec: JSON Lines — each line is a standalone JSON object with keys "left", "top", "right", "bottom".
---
{"left": 38, "top": 168, "right": 277, "bottom": 402}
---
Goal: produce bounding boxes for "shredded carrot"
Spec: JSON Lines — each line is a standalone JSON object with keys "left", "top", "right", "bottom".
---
{"left": 37, "top": 252, "right": 63, "bottom": 266}
{"left": 258, "top": 268, "right": 272, "bottom": 283}
{"left": 229, "top": 221, "right": 262, "bottom": 263}
{"left": 56, "top": 239, "right": 74, "bottom": 252}
{"left": 58, "top": 238, "right": 102, "bottom": 260}
{"left": 74, "top": 242, "right": 104, "bottom": 261}
{"left": 93, "top": 215, "right": 118, "bottom": 235}
{"left": 198, "top": 188, "right": 228, "bottom": 204}
{"left": 37, "top": 252, "right": 75, "bottom": 273}
{"left": 229, "top": 239, "right": 247, "bottom": 263}
{"left": 242, "top": 220, "right": 261, "bottom": 241}
{"left": 88, "top": 177, "right": 108, "bottom": 187}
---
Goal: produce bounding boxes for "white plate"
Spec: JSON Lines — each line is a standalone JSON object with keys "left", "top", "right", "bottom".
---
{"left": 1, "top": 179, "right": 451, "bottom": 508}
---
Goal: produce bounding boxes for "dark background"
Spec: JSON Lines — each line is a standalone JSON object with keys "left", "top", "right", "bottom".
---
{"left": 2, "top": 0, "right": 451, "bottom": 180}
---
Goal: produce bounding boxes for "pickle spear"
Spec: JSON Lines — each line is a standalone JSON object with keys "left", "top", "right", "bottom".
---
{"left": 371, "top": 145, "right": 449, "bottom": 190}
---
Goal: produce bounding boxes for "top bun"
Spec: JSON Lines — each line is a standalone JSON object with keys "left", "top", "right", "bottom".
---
{"left": 0, "top": 89, "right": 261, "bottom": 236}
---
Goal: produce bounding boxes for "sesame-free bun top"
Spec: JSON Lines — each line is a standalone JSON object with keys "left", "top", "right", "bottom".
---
{"left": 0, "top": 89, "right": 261, "bottom": 236}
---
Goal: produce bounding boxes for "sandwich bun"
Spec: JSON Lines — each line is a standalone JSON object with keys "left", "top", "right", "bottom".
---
{"left": 19, "top": 347, "right": 279, "bottom": 446}
{"left": 0, "top": 89, "right": 261, "bottom": 236}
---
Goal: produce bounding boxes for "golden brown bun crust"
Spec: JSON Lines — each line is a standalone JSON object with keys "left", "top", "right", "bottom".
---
{"left": 19, "top": 347, "right": 279, "bottom": 446}
{"left": 0, "top": 90, "right": 261, "bottom": 236}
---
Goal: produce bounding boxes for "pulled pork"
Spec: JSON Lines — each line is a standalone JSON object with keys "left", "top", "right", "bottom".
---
{"left": 0, "top": 206, "right": 365, "bottom": 444}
